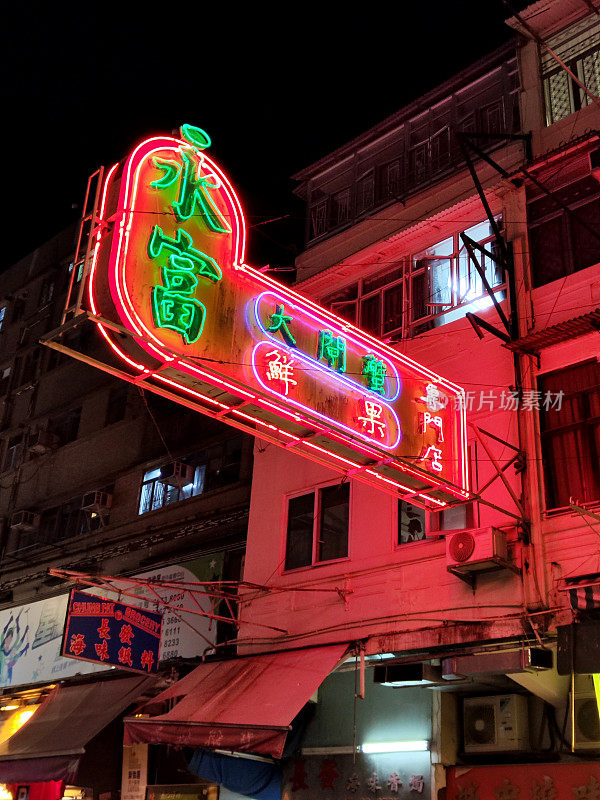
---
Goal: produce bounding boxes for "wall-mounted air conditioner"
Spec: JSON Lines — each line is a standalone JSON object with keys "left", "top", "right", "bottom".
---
{"left": 446, "top": 527, "right": 510, "bottom": 582}
{"left": 81, "top": 491, "right": 112, "bottom": 514}
{"left": 158, "top": 461, "right": 194, "bottom": 486}
{"left": 28, "top": 429, "right": 58, "bottom": 455}
{"left": 571, "top": 689, "right": 600, "bottom": 750}
{"left": 463, "top": 694, "right": 529, "bottom": 753}
{"left": 9, "top": 510, "right": 39, "bottom": 532}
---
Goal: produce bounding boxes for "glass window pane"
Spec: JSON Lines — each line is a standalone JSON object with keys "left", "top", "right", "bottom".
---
{"left": 193, "top": 464, "right": 206, "bottom": 496}
{"left": 318, "top": 483, "right": 349, "bottom": 562}
{"left": 383, "top": 284, "right": 403, "bottom": 333}
{"left": 572, "top": 198, "right": 600, "bottom": 272}
{"left": 540, "top": 361, "right": 600, "bottom": 508}
{"left": 151, "top": 481, "right": 165, "bottom": 511}
{"left": 139, "top": 482, "right": 153, "bottom": 515}
{"left": 398, "top": 501, "right": 426, "bottom": 544}
{"left": 429, "top": 259, "right": 452, "bottom": 307}
{"left": 530, "top": 217, "right": 568, "bottom": 287}
{"left": 361, "top": 295, "right": 381, "bottom": 335}
{"left": 285, "top": 493, "right": 315, "bottom": 570}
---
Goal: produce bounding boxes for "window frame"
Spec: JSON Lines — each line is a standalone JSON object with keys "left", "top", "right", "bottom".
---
{"left": 283, "top": 481, "right": 351, "bottom": 572}
{"left": 137, "top": 437, "right": 244, "bottom": 516}
{"left": 322, "top": 217, "right": 505, "bottom": 340}
{"left": 528, "top": 180, "right": 600, "bottom": 287}
{"left": 538, "top": 359, "right": 600, "bottom": 511}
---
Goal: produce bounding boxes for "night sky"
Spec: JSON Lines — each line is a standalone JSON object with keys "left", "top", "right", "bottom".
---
{"left": 2, "top": 2, "right": 527, "bottom": 271}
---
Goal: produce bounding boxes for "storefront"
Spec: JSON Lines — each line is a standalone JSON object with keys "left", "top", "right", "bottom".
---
{"left": 0, "top": 675, "right": 154, "bottom": 800}
{"left": 447, "top": 762, "right": 600, "bottom": 798}
{"left": 123, "top": 645, "right": 349, "bottom": 800}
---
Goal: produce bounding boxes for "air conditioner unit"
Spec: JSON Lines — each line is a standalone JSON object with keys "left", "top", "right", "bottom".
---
{"left": 571, "top": 691, "right": 600, "bottom": 750}
{"left": 158, "top": 461, "right": 194, "bottom": 486}
{"left": 28, "top": 429, "right": 58, "bottom": 455}
{"left": 463, "top": 694, "right": 529, "bottom": 753}
{"left": 81, "top": 491, "right": 112, "bottom": 514}
{"left": 446, "top": 527, "right": 509, "bottom": 580}
{"left": 9, "top": 510, "right": 39, "bottom": 532}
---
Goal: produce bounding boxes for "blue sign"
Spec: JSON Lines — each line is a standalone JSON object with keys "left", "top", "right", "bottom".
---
{"left": 61, "top": 590, "right": 162, "bottom": 674}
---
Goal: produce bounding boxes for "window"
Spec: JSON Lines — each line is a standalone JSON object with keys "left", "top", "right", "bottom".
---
{"left": 49, "top": 407, "right": 81, "bottom": 446}
{"left": 542, "top": 17, "right": 600, "bottom": 125}
{"left": 38, "top": 278, "right": 55, "bottom": 307}
{"left": 3, "top": 435, "right": 23, "bottom": 472}
{"left": 20, "top": 348, "right": 41, "bottom": 386}
{"left": 138, "top": 437, "right": 243, "bottom": 515}
{"left": 0, "top": 307, "right": 6, "bottom": 332}
{"left": 11, "top": 298, "right": 25, "bottom": 324}
{"left": 398, "top": 500, "right": 474, "bottom": 544}
{"left": 322, "top": 217, "right": 504, "bottom": 339}
{"left": 332, "top": 189, "right": 351, "bottom": 226}
{"left": 310, "top": 200, "right": 328, "bottom": 239}
{"left": 539, "top": 361, "right": 600, "bottom": 509}
{"left": 398, "top": 501, "right": 426, "bottom": 544}
{"left": 411, "top": 219, "right": 504, "bottom": 334}
{"left": 381, "top": 160, "right": 402, "bottom": 201}
{"left": 356, "top": 172, "right": 375, "bottom": 215}
{"left": 284, "top": 482, "right": 350, "bottom": 570}
{"left": 0, "top": 367, "right": 11, "bottom": 397}
{"left": 528, "top": 176, "right": 600, "bottom": 287}
{"left": 33, "top": 491, "right": 110, "bottom": 551}
{"left": 105, "top": 385, "right": 129, "bottom": 426}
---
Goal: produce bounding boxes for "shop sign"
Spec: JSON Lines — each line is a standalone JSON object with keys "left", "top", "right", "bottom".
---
{"left": 447, "top": 763, "right": 600, "bottom": 799}
{"left": 85, "top": 125, "right": 469, "bottom": 507}
{"left": 61, "top": 590, "right": 162, "bottom": 674}
{"left": 0, "top": 555, "right": 224, "bottom": 689}
{"left": 282, "top": 752, "right": 429, "bottom": 800}
{"left": 146, "top": 785, "right": 217, "bottom": 800}
{"left": 122, "top": 744, "right": 148, "bottom": 800}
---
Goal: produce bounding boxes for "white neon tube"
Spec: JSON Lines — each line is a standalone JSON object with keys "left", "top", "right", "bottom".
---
{"left": 361, "top": 740, "right": 429, "bottom": 754}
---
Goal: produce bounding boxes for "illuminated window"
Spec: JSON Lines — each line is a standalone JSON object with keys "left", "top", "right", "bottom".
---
{"left": 539, "top": 360, "right": 600, "bottom": 509}
{"left": 411, "top": 219, "right": 504, "bottom": 334}
{"left": 284, "top": 483, "right": 350, "bottom": 570}
{"left": 0, "top": 307, "right": 5, "bottom": 332}
{"left": 138, "top": 437, "right": 243, "bottom": 515}
{"left": 322, "top": 218, "right": 504, "bottom": 339}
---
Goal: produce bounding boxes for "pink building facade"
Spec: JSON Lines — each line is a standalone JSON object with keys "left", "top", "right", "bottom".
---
{"left": 236, "top": 1, "right": 600, "bottom": 796}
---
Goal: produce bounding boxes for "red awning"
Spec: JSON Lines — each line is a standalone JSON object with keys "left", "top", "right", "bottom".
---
{"left": 124, "top": 644, "right": 348, "bottom": 758}
{"left": 0, "top": 675, "right": 154, "bottom": 783}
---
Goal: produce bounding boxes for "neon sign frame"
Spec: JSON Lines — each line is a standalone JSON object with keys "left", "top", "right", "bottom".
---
{"left": 78, "top": 128, "right": 470, "bottom": 509}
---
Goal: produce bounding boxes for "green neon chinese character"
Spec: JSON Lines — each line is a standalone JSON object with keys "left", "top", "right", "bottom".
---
{"left": 151, "top": 157, "right": 181, "bottom": 189}
{"left": 267, "top": 304, "right": 296, "bottom": 347}
{"left": 317, "top": 330, "right": 346, "bottom": 373}
{"left": 150, "top": 148, "right": 230, "bottom": 233}
{"left": 362, "top": 354, "right": 387, "bottom": 395}
{"left": 151, "top": 254, "right": 206, "bottom": 346}
{"left": 148, "top": 226, "right": 222, "bottom": 282}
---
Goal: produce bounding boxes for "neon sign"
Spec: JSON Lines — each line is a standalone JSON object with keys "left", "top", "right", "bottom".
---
{"left": 84, "top": 125, "right": 469, "bottom": 506}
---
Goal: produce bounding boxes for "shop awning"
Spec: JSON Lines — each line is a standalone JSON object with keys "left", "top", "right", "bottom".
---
{"left": 124, "top": 644, "right": 348, "bottom": 758}
{"left": 0, "top": 675, "right": 154, "bottom": 783}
